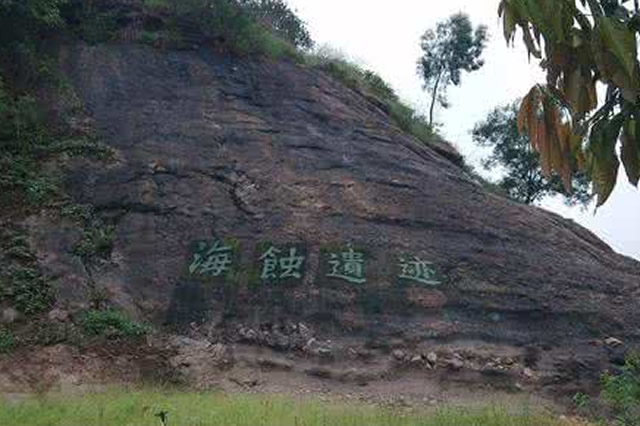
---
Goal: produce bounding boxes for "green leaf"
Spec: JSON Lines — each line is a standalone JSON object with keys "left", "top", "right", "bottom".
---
{"left": 587, "top": 115, "right": 624, "bottom": 206}
{"left": 501, "top": 2, "right": 518, "bottom": 43}
{"left": 621, "top": 117, "right": 640, "bottom": 186}
{"left": 596, "top": 17, "right": 639, "bottom": 99}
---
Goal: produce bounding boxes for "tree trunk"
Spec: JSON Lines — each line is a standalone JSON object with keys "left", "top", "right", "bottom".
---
{"left": 429, "top": 70, "right": 443, "bottom": 127}
{"left": 524, "top": 168, "right": 537, "bottom": 205}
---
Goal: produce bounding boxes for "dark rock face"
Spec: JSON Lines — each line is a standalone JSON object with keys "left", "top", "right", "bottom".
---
{"left": 29, "top": 43, "right": 640, "bottom": 391}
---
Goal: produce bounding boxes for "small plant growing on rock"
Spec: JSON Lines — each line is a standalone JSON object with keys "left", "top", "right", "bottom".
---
{"left": 8, "top": 266, "right": 55, "bottom": 315}
{"left": 0, "top": 330, "right": 14, "bottom": 353}
{"left": 0, "top": 228, "right": 55, "bottom": 315}
{"left": 73, "top": 225, "right": 115, "bottom": 261}
{"left": 80, "top": 309, "right": 150, "bottom": 338}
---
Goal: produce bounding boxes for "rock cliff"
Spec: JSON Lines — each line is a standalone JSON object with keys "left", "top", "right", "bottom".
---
{"left": 2, "top": 42, "right": 639, "bottom": 398}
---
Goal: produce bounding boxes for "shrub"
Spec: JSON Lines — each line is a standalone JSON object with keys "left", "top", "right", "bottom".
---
{"left": 0, "top": 79, "right": 63, "bottom": 207}
{"left": 145, "top": 0, "right": 304, "bottom": 58}
{"left": 80, "top": 309, "right": 150, "bottom": 338}
{"left": 0, "top": 228, "right": 54, "bottom": 315}
{"left": 0, "top": 90, "right": 43, "bottom": 150}
{"left": 73, "top": 225, "right": 115, "bottom": 261}
{"left": 0, "top": 330, "right": 14, "bottom": 353}
{"left": 240, "top": 0, "right": 313, "bottom": 50}
{"left": 0, "top": 0, "right": 65, "bottom": 49}
{"left": 193, "top": 0, "right": 298, "bottom": 57}
{"left": 601, "top": 355, "right": 640, "bottom": 425}
{"left": 3, "top": 265, "right": 55, "bottom": 315}
{"left": 0, "top": 226, "right": 55, "bottom": 315}
{"left": 61, "top": 0, "right": 132, "bottom": 44}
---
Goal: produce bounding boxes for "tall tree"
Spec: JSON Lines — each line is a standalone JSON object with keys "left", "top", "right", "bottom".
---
{"left": 417, "top": 13, "right": 488, "bottom": 126}
{"left": 499, "top": 0, "right": 640, "bottom": 206}
{"left": 473, "top": 102, "right": 593, "bottom": 206}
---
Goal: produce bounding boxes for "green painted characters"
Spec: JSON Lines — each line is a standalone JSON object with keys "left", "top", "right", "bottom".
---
{"left": 189, "top": 240, "right": 234, "bottom": 277}
{"left": 397, "top": 256, "right": 440, "bottom": 285}
{"left": 326, "top": 246, "right": 367, "bottom": 284}
{"left": 259, "top": 245, "right": 306, "bottom": 281}
{"left": 186, "top": 239, "right": 441, "bottom": 287}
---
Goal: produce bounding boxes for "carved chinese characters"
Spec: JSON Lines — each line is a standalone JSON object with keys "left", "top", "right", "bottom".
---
{"left": 187, "top": 240, "right": 441, "bottom": 287}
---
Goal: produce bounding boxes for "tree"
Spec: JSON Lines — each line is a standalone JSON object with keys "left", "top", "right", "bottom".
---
{"left": 417, "top": 13, "right": 488, "bottom": 126}
{"left": 473, "top": 102, "right": 593, "bottom": 206}
{"left": 499, "top": 0, "right": 640, "bottom": 206}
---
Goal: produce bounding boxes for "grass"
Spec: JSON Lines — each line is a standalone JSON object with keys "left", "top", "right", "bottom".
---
{"left": 73, "top": 225, "right": 116, "bottom": 261}
{"left": 79, "top": 309, "right": 150, "bottom": 338}
{"left": 0, "top": 389, "right": 587, "bottom": 426}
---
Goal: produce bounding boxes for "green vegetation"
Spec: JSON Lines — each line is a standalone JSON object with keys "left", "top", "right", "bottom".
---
{"left": 500, "top": 0, "right": 640, "bottom": 206}
{"left": 0, "top": 67, "right": 111, "bottom": 213}
{"left": 0, "top": 389, "right": 581, "bottom": 426}
{"left": 240, "top": 0, "right": 314, "bottom": 49}
{"left": 0, "top": 81, "right": 60, "bottom": 207}
{"left": 473, "top": 102, "right": 593, "bottom": 206}
{"left": 80, "top": 309, "right": 150, "bottom": 338}
{"left": 418, "top": 13, "right": 488, "bottom": 126}
{"left": 139, "top": 0, "right": 308, "bottom": 57}
{"left": 73, "top": 225, "right": 116, "bottom": 261}
{"left": 570, "top": 354, "right": 640, "bottom": 425}
{"left": 601, "top": 355, "right": 640, "bottom": 425}
{"left": 0, "top": 229, "right": 54, "bottom": 315}
{"left": 63, "top": 0, "right": 128, "bottom": 44}
{"left": 0, "top": 0, "right": 65, "bottom": 51}
{"left": 0, "top": 329, "right": 14, "bottom": 353}
{"left": 4, "top": 265, "right": 54, "bottom": 315}
{"left": 28, "top": 321, "right": 79, "bottom": 347}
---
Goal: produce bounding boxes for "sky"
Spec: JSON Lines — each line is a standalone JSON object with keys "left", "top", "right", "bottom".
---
{"left": 286, "top": 0, "right": 640, "bottom": 261}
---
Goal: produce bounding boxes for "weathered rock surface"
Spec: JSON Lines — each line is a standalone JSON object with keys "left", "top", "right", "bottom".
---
{"left": 5, "top": 43, "right": 640, "bottom": 395}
